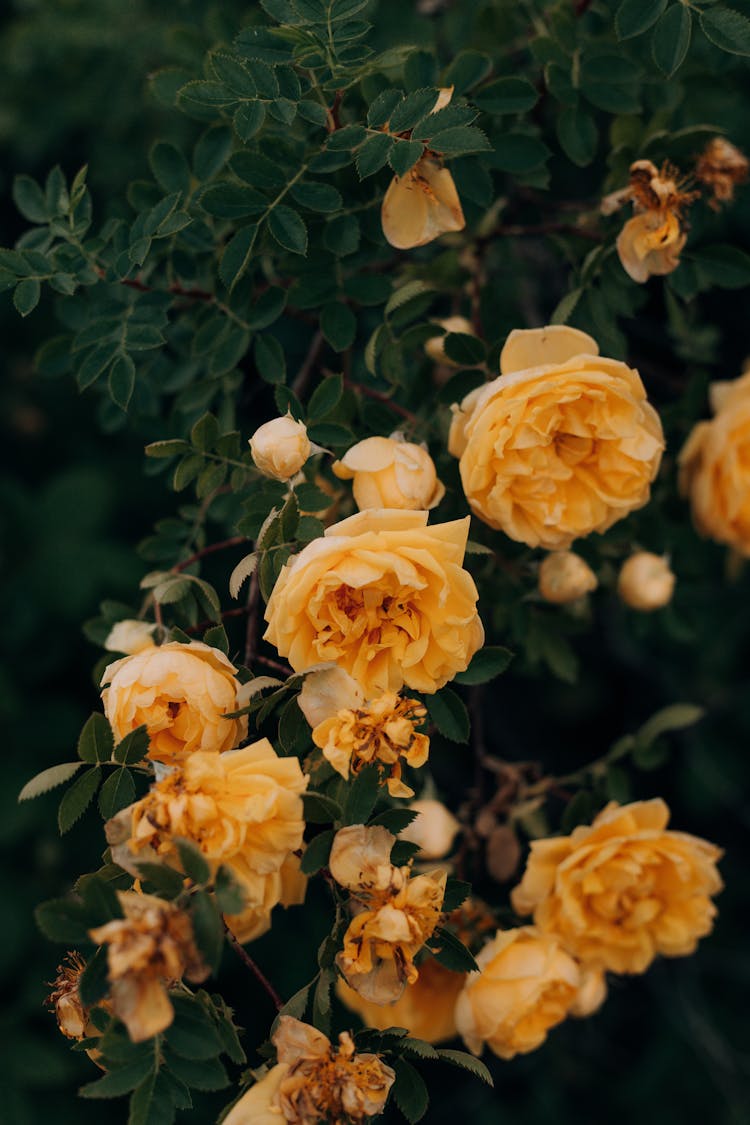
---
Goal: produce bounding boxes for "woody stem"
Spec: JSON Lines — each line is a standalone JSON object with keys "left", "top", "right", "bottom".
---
{"left": 224, "top": 923, "right": 284, "bottom": 1011}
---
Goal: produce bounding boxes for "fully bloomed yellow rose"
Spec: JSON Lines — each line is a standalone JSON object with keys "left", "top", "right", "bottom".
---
{"left": 263, "top": 510, "right": 484, "bottom": 696}
{"left": 449, "top": 326, "right": 664, "bottom": 549}
{"left": 338, "top": 955, "right": 465, "bottom": 1044}
{"left": 101, "top": 641, "right": 248, "bottom": 765}
{"left": 679, "top": 370, "right": 750, "bottom": 555}
{"left": 511, "top": 800, "right": 723, "bottom": 974}
{"left": 107, "top": 741, "right": 307, "bottom": 924}
{"left": 454, "top": 927, "right": 605, "bottom": 1060}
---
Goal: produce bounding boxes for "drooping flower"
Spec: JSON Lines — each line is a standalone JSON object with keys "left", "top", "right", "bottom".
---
{"left": 679, "top": 369, "right": 750, "bottom": 555}
{"left": 223, "top": 1017, "right": 395, "bottom": 1125}
{"left": 263, "top": 509, "right": 484, "bottom": 696}
{"left": 332, "top": 434, "right": 445, "bottom": 512}
{"left": 617, "top": 552, "right": 675, "bottom": 610}
{"left": 695, "top": 136, "right": 748, "bottom": 210}
{"left": 250, "top": 414, "right": 311, "bottom": 481}
{"left": 330, "top": 825, "right": 447, "bottom": 1003}
{"left": 602, "top": 159, "right": 696, "bottom": 283}
{"left": 106, "top": 741, "right": 307, "bottom": 926}
{"left": 511, "top": 800, "right": 723, "bottom": 974}
{"left": 449, "top": 326, "right": 664, "bottom": 549}
{"left": 101, "top": 640, "right": 248, "bottom": 766}
{"left": 455, "top": 926, "right": 606, "bottom": 1060}
{"left": 46, "top": 951, "right": 101, "bottom": 1042}
{"left": 89, "top": 892, "right": 209, "bottom": 1043}
{"left": 538, "top": 550, "right": 598, "bottom": 605}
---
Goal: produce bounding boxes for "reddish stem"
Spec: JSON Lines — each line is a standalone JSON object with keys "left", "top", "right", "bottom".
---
{"left": 173, "top": 536, "right": 246, "bottom": 573}
{"left": 224, "top": 923, "right": 284, "bottom": 1010}
{"left": 342, "top": 378, "right": 420, "bottom": 425}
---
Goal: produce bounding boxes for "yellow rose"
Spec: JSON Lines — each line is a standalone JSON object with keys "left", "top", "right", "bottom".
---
{"left": 263, "top": 509, "right": 484, "bottom": 696}
{"left": 101, "top": 640, "right": 248, "bottom": 766}
{"left": 616, "top": 210, "right": 686, "bottom": 283}
{"left": 679, "top": 370, "right": 750, "bottom": 554}
{"left": 223, "top": 1065, "right": 287, "bottom": 1125}
{"left": 400, "top": 798, "right": 460, "bottom": 860}
{"left": 617, "top": 551, "right": 675, "bottom": 610}
{"left": 108, "top": 741, "right": 307, "bottom": 914}
{"left": 104, "top": 619, "right": 157, "bottom": 655}
{"left": 224, "top": 852, "right": 307, "bottom": 944}
{"left": 538, "top": 551, "right": 598, "bottom": 605}
{"left": 450, "top": 326, "right": 664, "bottom": 549}
{"left": 454, "top": 926, "right": 604, "bottom": 1060}
{"left": 381, "top": 158, "right": 465, "bottom": 250}
{"left": 338, "top": 955, "right": 465, "bottom": 1044}
{"left": 249, "top": 414, "right": 311, "bottom": 481}
{"left": 424, "top": 316, "right": 476, "bottom": 365}
{"left": 332, "top": 434, "right": 445, "bottom": 512}
{"left": 511, "top": 799, "right": 723, "bottom": 974}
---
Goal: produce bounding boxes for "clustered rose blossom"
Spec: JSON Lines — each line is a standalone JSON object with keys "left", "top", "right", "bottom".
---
{"left": 679, "top": 368, "right": 750, "bottom": 555}
{"left": 329, "top": 824, "right": 446, "bottom": 1003}
{"left": 263, "top": 509, "right": 484, "bottom": 696}
{"left": 224, "top": 1017, "right": 395, "bottom": 1125}
{"left": 89, "top": 892, "right": 209, "bottom": 1042}
{"left": 101, "top": 640, "right": 248, "bottom": 765}
{"left": 450, "top": 326, "right": 664, "bottom": 549}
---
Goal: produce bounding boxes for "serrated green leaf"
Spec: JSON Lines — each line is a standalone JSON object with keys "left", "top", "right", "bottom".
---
{"left": 474, "top": 76, "right": 538, "bottom": 114}
{"left": 19, "top": 762, "right": 82, "bottom": 802}
{"left": 190, "top": 890, "right": 223, "bottom": 972}
{"left": 320, "top": 304, "right": 356, "bottom": 352}
{"left": 454, "top": 646, "right": 514, "bottom": 685}
{"left": 109, "top": 354, "right": 136, "bottom": 411}
{"left": 59, "top": 767, "right": 102, "bottom": 833}
{"left": 425, "top": 688, "right": 469, "bottom": 743}
{"left": 393, "top": 1058, "right": 429, "bottom": 1124}
{"left": 98, "top": 768, "right": 136, "bottom": 819}
{"left": 255, "top": 334, "right": 287, "bottom": 384}
{"left": 700, "top": 8, "right": 750, "bottom": 56}
{"left": 267, "top": 205, "right": 308, "bottom": 254}
{"left": 616, "top": 0, "right": 667, "bottom": 40}
{"left": 80, "top": 1055, "right": 155, "bottom": 1099}
{"left": 300, "top": 829, "right": 335, "bottom": 875}
{"left": 437, "top": 1048, "right": 493, "bottom": 1086}
{"left": 165, "top": 995, "right": 223, "bottom": 1059}
{"left": 557, "top": 104, "right": 598, "bottom": 166}
{"left": 652, "top": 6, "right": 692, "bottom": 76}
{"left": 14, "top": 278, "right": 41, "bottom": 317}
{"left": 113, "top": 725, "right": 150, "bottom": 765}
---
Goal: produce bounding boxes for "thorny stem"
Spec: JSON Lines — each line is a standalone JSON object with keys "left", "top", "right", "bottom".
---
{"left": 224, "top": 922, "right": 284, "bottom": 1011}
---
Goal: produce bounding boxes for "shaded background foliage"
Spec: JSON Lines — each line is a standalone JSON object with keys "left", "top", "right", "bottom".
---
{"left": 1, "top": 1, "right": 749, "bottom": 1123}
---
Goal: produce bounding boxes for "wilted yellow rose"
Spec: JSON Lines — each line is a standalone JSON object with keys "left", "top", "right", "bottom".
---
{"left": 107, "top": 741, "right": 307, "bottom": 918}
{"left": 263, "top": 509, "right": 484, "bottom": 696}
{"left": 225, "top": 852, "right": 308, "bottom": 944}
{"left": 400, "top": 798, "right": 460, "bottom": 859}
{"left": 538, "top": 551, "right": 598, "bottom": 605}
{"left": 101, "top": 640, "right": 248, "bottom": 766}
{"left": 381, "top": 159, "right": 465, "bottom": 250}
{"left": 511, "top": 799, "right": 723, "bottom": 974}
{"left": 225, "top": 1018, "right": 395, "bottom": 1125}
{"left": 616, "top": 210, "right": 686, "bottom": 283}
{"left": 338, "top": 955, "right": 465, "bottom": 1044}
{"left": 695, "top": 136, "right": 748, "bottom": 210}
{"left": 679, "top": 370, "right": 750, "bottom": 555}
{"left": 104, "top": 619, "right": 157, "bottom": 655}
{"left": 454, "top": 926, "right": 605, "bottom": 1060}
{"left": 249, "top": 414, "right": 311, "bottom": 481}
{"left": 46, "top": 951, "right": 102, "bottom": 1042}
{"left": 424, "top": 316, "right": 476, "bottom": 364}
{"left": 89, "top": 892, "right": 209, "bottom": 1043}
{"left": 450, "top": 326, "right": 664, "bottom": 549}
{"left": 332, "top": 434, "right": 445, "bottom": 511}
{"left": 617, "top": 552, "right": 675, "bottom": 610}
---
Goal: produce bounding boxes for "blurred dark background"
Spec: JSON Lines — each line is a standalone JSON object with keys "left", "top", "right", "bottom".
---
{"left": 1, "top": 2, "right": 748, "bottom": 1123}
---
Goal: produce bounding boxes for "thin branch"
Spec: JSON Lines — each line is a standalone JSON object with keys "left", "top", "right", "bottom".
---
{"left": 173, "top": 536, "right": 246, "bottom": 573}
{"left": 342, "top": 377, "right": 421, "bottom": 426}
{"left": 254, "top": 652, "right": 294, "bottom": 676}
{"left": 575, "top": 0, "right": 593, "bottom": 14}
{"left": 185, "top": 606, "right": 251, "bottom": 635}
{"left": 224, "top": 922, "right": 284, "bottom": 1011}
{"left": 244, "top": 570, "right": 261, "bottom": 666}
{"left": 292, "top": 328, "right": 325, "bottom": 398}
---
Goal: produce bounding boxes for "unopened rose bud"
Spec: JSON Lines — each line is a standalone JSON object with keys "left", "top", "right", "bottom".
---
{"left": 538, "top": 551, "right": 598, "bottom": 605}
{"left": 332, "top": 434, "right": 445, "bottom": 512}
{"left": 104, "top": 619, "right": 157, "bottom": 655}
{"left": 424, "top": 316, "right": 476, "bottom": 365}
{"left": 617, "top": 552, "right": 675, "bottom": 611}
{"left": 401, "top": 798, "right": 460, "bottom": 860}
{"left": 249, "top": 414, "right": 311, "bottom": 481}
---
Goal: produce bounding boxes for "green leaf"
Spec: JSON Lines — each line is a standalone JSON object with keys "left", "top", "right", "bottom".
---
{"left": 98, "top": 768, "right": 136, "bottom": 818}
{"left": 474, "top": 77, "right": 539, "bottom": 114}
{"left": 108, "top": 354, "right": 136, "bottom": 411}
{"left": 194, "top": 125, "right": 233, "bottom": 180}
{"left": 190, "top": 890, "right": 223, "bottom": 972}
{"left": 401, "top": 1038, "right": 440, "bottom": 1061}
{"left": 700, "top": 8, "right": 750, "bottom": 56}
{"left": 437, "top": 1049, "right": 493, "bottom": 1086}
{"left": 491, "top": 134, "right": 550, "bottom": 174}
{"left": 13, "top": 278, "right": 41, "bottom": 317}
{"left": 369, "top": 808, "right": 419, "bottom": 834}
{"left": 201, "top": 183, "right": 266, "bottom": 218}
{"left": 428, "top": 125, "right": 491, "bottom": 157}
{"left": 175, "top": 838, "right": 212, "bottom": 884}
{"left": 13, "top": 174, "right": 48, "bottom": 222}
{"left": 128, "top": 1070, "right": 176, "bottom": 1125}
{"left": 300, "top": 829, "right": 335, "bottom": 875}
{"left": 425, "top": 688, "right": 470, "bottom": 743}
{"left": 214, "top": 866, "right": 246, "bottom": 914}
{"left": 442, "top": 877, "right": 471, "bottom": 912}
{"left": 652, "top": 5, "right": 692, "bottom": 76}
{"left": 320, "top": 303, "right": 356, "bottom": 352}
{"left": 113, "top": 725, "right": 150, "bottom": 765}
{"left": 561, "top": 789, "right": 595, "bottom": 832}
{"left": 307, "top": 372, "right": 344, "bottom": 419}
{"left": 58, "top": 767, "right": 102, "bottom": 833}
{"left": 307, "top": 423, "right": 354, "bottom": 447}
{"left": 203, "top": 623, "right": 230, "bottom": 654}
{"left": 690, "top": 244, "right": 750, "bottom": 289}
{"left": 289, "top": 181, "right": 343, "bottom": 212}
{"left": 267, "top": 205, "right": 308, "bottom": 255}
{"left": 342, "top": 764, "right": 380, "bottom": 825}
{"left": 234, "top": 101, "right": 267, "bottom": 141}
{"left": 442, "top": 49, "right": 493, "bottom": 93}
{"left": 557, "top": 104, "right": 598, "bottom": 167}
{"left": 429, "top": 926, "right": 478, "bottom": 973}
{"left": 165, "top": 995, "right": 223, "bottom": 1060}
{"left": 367, "top": 89, "right": 403, "bottom": 128}
{"left": 149, "top": 142, "right": 191, "bottom": 196}
{"left": 442, "top": 333, "right": 486, "bottom": 367}
{"left": 302, "top": 792, "right": 343, "bottom": 824}
{"left": 35, "top": 896, "right": 91, "bottom": 943}
{"left": 637, "top": 703, "right": 705, "bottom": 745}
{"left": 220, "top": 225, "right": 258, "bottom": 290}
{"left": 356, "top": 133, "right": 394, "bottom": 178}
{"left": 136, "top": 863, "right": 186, "bottom": 899}
{"left": 454, "top": 647, "right": 514, "bottom": 685}
{"left": 18, "top": 762, "right": 82, "bottom": 802}
{"left": 579, "top": 55, "right": 641, "bottom": 113}
{"left": 389, "top": 89, "right": 439, "bottom": 132}
{"left": 145, "top": 439, "right": 191, "bottom": 459}
{"left": 393, "top": 1058, "right": 429, "bottom": 1124}
{"left": 389, "top": 139, "right": 425, "bottom": 176}
{"left": 80, "top": 1055, "right": 155, "bottom": 1099}
{"left": 77, "top": 945, "right": 110, "bottom": 1008}
{"left": 162, "top": 1049, "right": 229, "bottom": 1091}
{"left": 551, "top": 287, "right": 584, "bottom": 325}
{"left": 615, "top": 0, "right": 667, "bottom": 40}
{"left": 255, "top": 334, "right": 287, "bottom": 383}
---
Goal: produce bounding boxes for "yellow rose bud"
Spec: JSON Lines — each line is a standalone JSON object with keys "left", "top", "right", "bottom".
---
{"left": 263, "top": 509, "right": 484, "bottom": 696}
{"left": 337, "top": 955, "right": 466, "bottom": 1044}
{"left": 617, "top": 552, "right": 675, "bottom": 610}
{"left": 104, "top": 619, "right": 157, "bottom": 655}
{"left": 538, "top": 551, "right": 598, "bottom": 605}
{"left": 511, "top": 799, "right": 723, "bottom": 974}
{"left": 450, "top": 326, "right": 664, "bottom": 549}
{"left": 455, "top": 927, "right": 596, "bottom": 1060}
{"left": 101, "top": 640, "right": 248, "bottom": 766}
{"left": 679, "top": 370, "right": 750, "bottom": 554}
{"left": 249, "top": 414, "right": 311, "bottom": 481}
{"left": 400, "top": 798, "right": 460, "bottom": 860}
{"left": 332, "top": 434, "right": 445, "bottom": 512}
{"left": 381, "top": 157, "right": 465, "bottom": 250}
{"left": 424, "top": 316, "right": 476, "bottom": 364}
